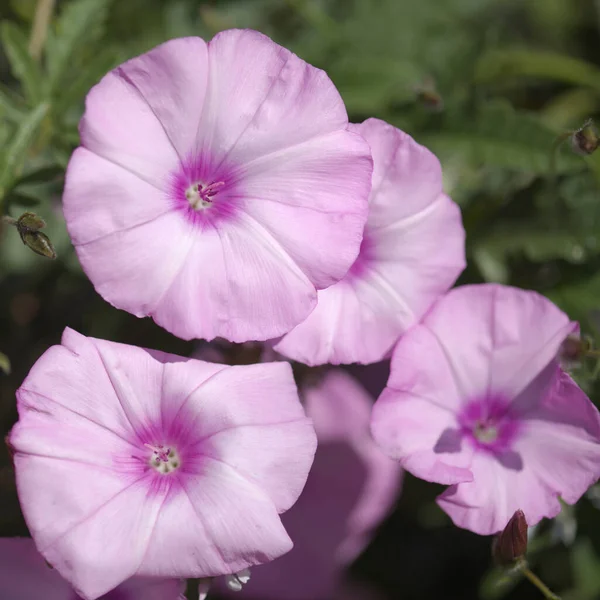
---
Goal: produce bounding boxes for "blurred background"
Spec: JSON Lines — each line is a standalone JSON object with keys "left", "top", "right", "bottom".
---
{"left": 2, "top": 0, "right": 600, "bottom": 598}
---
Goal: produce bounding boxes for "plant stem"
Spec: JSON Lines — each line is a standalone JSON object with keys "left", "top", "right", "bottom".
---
{"left": 519, "top": 562, "right": 561, "bottom": 600}
{"left": 29, "top": 0, "right": 56, "bottom": 61}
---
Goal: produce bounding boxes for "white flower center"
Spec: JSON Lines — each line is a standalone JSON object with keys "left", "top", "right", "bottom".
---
{"left": 473, "top": 421, "right": 498, "bottom": 444}
{"left": 185, "top": 181, "right": 225, "bottom": 210}
{"left": 145, "top": 443, "right": 180, "bottom": 474}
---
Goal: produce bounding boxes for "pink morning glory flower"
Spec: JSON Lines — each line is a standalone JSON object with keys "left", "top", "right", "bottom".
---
{"left": 274, "top": 117, "right": 465, "bottom": 365}
{"left": 8, "top": 328, "right": 317, "bottom": 600}
{"left": 63, "top": 29, "right": 372, "bottom": 343}
{"left": 220, "top": 369, "right": 402, "bottom": 600}
{"left": 0, "top": 538, "right": 184, "bottom": 600}
{"left": 371, "top": 284, "right": 600, "bottom": 535}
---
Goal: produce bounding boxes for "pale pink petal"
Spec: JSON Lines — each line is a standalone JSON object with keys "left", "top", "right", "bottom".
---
{"left": 199, "top": 29, "right": 348, "bottom": 163}
{"left": 115, "top": 37, "right": 209, "bottom": 158}
{"left": 79, "top": 69, "right": 179, "bottom": 190}
{"left": 437, "top": 369, "right": 600, "bottom": 534}
{"left": 74, "top": 212, "right": 195, "bottom": 319}
{"left": 350, "top": 118, "right": 443, "bottom": 226}
{"left": 369, "top": 193, "right": 465, "bottom": 325}
{"left": 240, "top": 129, "right": 371, "bottom": 289}
{"left": 274, "top": 279, "right": 401, "bottom": 366}
{"left": 421, "top": 284, "right": 575, "bottom": 400}
{"left": 152, "top": 216, "right": 317, "bottom": 342}
{"left": 371, "top": 388, "right": 473, "bottom": 485}
{"left": 169, "top": 361, "right": 316, "bottom": 511}
{"left": 64, "top": 148, "right": 173, "bottom": 246}
{"left": 138, "top": 461, "right": 293, "bottom": 578}
{"left": 275, "top": 119, "right": 464, "bottom": 365}
{"left": 40, "top": 477, "right": 165, "bottom": 599}
{"left": 0, "top": 538, "right": 184, "bottom": 600}
{"left": 276, "top": 196, "right": 465, "bottom": 364}
{"left": 15, "top": 328, "right": 139, "bottom": 440}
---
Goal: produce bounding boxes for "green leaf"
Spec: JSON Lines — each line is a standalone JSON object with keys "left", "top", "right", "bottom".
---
{"left": 422, "top": 102, "right": 584, "bottom": 175}
{"left": 0, "top": 83, "right": 26, "bottom": 122}
{"left": 0, "top": 102, "right": 50, "bottom": 199}
{"left": 15, "top": 165, "right": 64, "bottom": 186}
{"left": 476, "top": 49, "right": 600, "bottom": 94}
{"left": 46, "top": 0, "right": 112, "bottom": 95}
{"left": 0, "top": 21, "right": 43, "bottom": 104}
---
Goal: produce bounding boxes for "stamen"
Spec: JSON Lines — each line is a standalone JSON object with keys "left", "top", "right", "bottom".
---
{"left": 473, "top": 421, "right": 499, "bottom": 444}
{"left": 185, "top": 181, "right": 225, "bottom": 211}
{"left": 145, "top": 443, "right": 181, "bottom": 474}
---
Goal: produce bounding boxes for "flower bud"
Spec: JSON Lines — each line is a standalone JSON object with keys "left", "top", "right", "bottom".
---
{"left": 17, "top": 211, "right": 46, "bottom": 232}
{"left": 492, "top": 509, "right": 528, "bottom": 565}
{"left": 19, "top": 230, "right": 57, "bottom": 259}
{"left": 0, "top": 351, "right": 10, "bottom": 375}
{"left": 571, "top": 119, "right": 599, "bottom": 156}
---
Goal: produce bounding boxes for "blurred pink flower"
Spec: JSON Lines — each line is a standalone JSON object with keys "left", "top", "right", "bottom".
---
{"left": 63, "top": 29, "right": 372, "bottom": 343}
{"left": 222, "top": 369, "right": 402, "bottom": 600}
{"left": 371, "top": 284, "right": 600, "bottom": 535}
{"left": 274, "top": 117, "right": 465, "bottom": 365}
{"left": 0, "top": 538, "right": 184, "bottom": 600}
{"left": 9, "top": 328, "right": 317, "bottom": 600}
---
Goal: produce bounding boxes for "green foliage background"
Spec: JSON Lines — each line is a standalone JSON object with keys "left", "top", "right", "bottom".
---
{"left": 2, "top": 0, "right": 600, "bottom": 598}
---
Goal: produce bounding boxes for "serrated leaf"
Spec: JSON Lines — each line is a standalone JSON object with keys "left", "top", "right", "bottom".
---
{"left": 476, "top": 49, "right": 600, "bottom": 94}
{"left": 46, "top": 0, "right": 111, "bottom": 95}
{"left": 0, "top": 21, "right": 43, "bottom": 105}
{"left": 0, "top": 102, "right": 49, "bottom": 199}
{"left": 422, "top": 102, "right": 584, "bottom": 175}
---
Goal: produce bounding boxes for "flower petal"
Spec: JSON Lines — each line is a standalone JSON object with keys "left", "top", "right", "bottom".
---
{"left": 240, "top": 129, "right": 371, "bottom": 289}
{"left": 171, "top": 361, "right": 316, "bottom": 511}
{"left": 275, "top": 195, "right": 465, "bottom": 365}
{"left": 421, "top": 284, "right": 575, "bottom": 400}
{"left": 138, "top": 460, "right": 293, "bottom": 578}
{"left": 151, "top": 215, "right": 317, "bottom": 342}
{"left": 350, "top": 118, "right": 443, "bottom": 227}
{"left": 64, "top": 148, "right": 173, "bottom": 246}
{"left": 371, "top": 388, "right": 474, "bottom": 485}
{"left": 225, "top": 371, "right": 401, "bottom": 600}
{"left": 79, "top": 67, "right": 180, "bottom": 190}
{"left": 115, "top": 37, "right": 209, "bottom": 158}
{"left": 199, "top": 29, "right": 348, "bottom": 163}
{"left": 40, "top": 477, "right": 165, "bottom": 600}
{"left": 74, "top": 211, "right": 195, "bottom": 320}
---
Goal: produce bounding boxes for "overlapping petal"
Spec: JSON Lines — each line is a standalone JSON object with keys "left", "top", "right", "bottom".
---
{"left": 222, "top": 370, "right": 401, "bottom": 600}
{"left": 275, "top": 118, "right": 465, "bottom": 365}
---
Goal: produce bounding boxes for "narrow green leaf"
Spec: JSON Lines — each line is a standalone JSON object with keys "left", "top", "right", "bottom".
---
{"left": 46, "top": 0, "right": 111, "bottom": 95}
{"left": 476, "top": 49, "right": 600, "bottom": 95}
{"left": 0, "top": 21, "right": 43, "bottom": 104}
{"left": 15, "top": 165, "right": 63, "bottom": 186}
{"left": 0, "top": 83, "right": 26, "bottom": 121}
{"left": 0, "top": 102, "right": 50, "bottom": 200}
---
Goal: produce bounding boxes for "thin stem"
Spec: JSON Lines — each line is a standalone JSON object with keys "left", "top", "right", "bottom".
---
{"left": 519, "top": 562, "right": 561, "bottom": 600}
{"left": 28, "top": 0, "right": 56, "bottom": 61}
{"left": 1, "top": 216, "right": 17, "bottom": 226}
